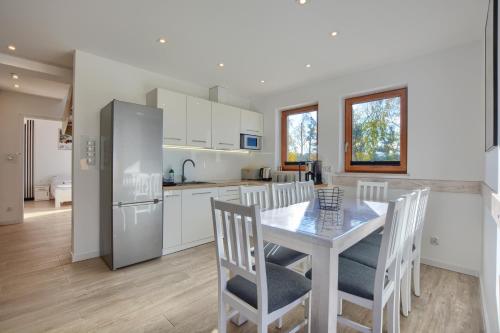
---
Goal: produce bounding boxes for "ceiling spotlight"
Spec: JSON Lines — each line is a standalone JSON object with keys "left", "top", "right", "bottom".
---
{"left": 157, "top": 37, "right": 167, "bottom": 44}
{"left": 218, "top": 63, "right": 225, "bottom": 68}
{"left": 305, "top": 64, "right": 311, "bottom": 68}
{"left": 8, "top": 45, "right": 16, "bottom": 51}
{"left": 11, "top": 73, "right": 19, "bottom": 80}
{"left": 297, "top": 0, "right": 308, "bottom": 4}
{"left": 14, "top": 83, "right": 20, "bottom": 88}
{"left": 260, "top": 80, "right": 265, "bottom": 83}
{"left": 330, "top": 31, "right": 338, "bottom": 37}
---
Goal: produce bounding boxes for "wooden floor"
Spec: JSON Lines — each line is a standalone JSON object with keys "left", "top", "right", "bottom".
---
{"left": 0, "top": 202, "right": 483, "bottom": 333}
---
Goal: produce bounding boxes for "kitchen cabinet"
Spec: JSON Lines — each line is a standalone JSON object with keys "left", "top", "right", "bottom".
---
{"left": 146, "top": 88, "right": 187, "bottom": 145}
{"left": 187, "top": 96, "right": 212, "bottom": 148}
{"left": 163, "top": 190, "right": 182, "bottom": 253}
{"left": 181, "top": 188, "right": 218, "bottom": 244}
{"left": 212, "top": 102, "right": 241, "bottom": 150}
{"left": 240, "top": 109, "right": 264, "bottom": 136}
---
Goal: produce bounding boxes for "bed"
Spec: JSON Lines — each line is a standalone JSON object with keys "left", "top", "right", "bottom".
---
{"left": 50, "top": 176, "right": 72, "bottom": 208}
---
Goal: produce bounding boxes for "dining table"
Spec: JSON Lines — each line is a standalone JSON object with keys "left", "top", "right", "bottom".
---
{"left": 260, "top": 197, "right": 388, "bottom": 333}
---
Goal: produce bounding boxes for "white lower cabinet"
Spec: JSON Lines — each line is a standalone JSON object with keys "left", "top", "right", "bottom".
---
{"left": 163, "top": 190, "right": 182, "bottom": 254}
{"left": 181, "top": 188, "right": 219, "bottom": 245}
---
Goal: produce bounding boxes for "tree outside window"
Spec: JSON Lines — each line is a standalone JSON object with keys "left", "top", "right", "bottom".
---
{"left": 345, "top": 88, "right": 407, "bottom": 173}
{"left": 281, "top": 105, "right": 318, "bottom": 170}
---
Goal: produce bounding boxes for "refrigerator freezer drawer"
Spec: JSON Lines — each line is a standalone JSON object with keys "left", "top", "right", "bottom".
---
{"left": 112, "top": 202, "right": 163, "bottom": 269}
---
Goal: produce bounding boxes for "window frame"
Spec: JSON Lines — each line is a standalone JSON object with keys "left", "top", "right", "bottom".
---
{"left": 280, "top": 104, "right": 319, "bottom": 171}
{"left": 344, "top": 88, "right": 408, "bottom": 174}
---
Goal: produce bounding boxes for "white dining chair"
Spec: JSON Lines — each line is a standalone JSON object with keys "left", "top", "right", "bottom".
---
{"left": 271, "top": 182, "right": 297, "bottom": 208}
{"left": 211, "top": 199, "right": 312, "bottom": 333}
{"left": 357, "top": 180, "right": 388, "bottom": 202}
{"left": 306, "top": 196, "right": 407, "bottom": 333}
{"left": 410, "top": 187, "right": 430, "bottom": 299}
{"left": 240, "top": 185, "right": 308, "bottom": 269}
{"left": 240, "top": 185, "right": 272, "bottom": 210}
{"left": 340, "top": 190, "right": 421, "bottom": 321}
{"left": 295, "top": 180, "right": 315, "bottom": 203}
{"left": 397, "top": 191, "right": 420, "bottom": 318}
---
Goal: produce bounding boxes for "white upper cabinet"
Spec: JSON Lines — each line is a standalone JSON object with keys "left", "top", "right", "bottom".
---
{"left": 240, "top": 109, "right": 264, "bottom": 136}
{"left": 187, "top": 96, "right": 212, "bottom": 148}
{"left": 146, "top": 88, "right": 187, "bottom": 145}
{"left": 212, "top": 102, "right": 241, "bottom": 150}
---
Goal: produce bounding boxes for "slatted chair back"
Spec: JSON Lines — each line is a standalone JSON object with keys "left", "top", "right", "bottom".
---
{"left": 295, "top": 180, "right": 315, "bottom": 203}
{"left": 413, "top": 187, "right": 430, "bottom": 249}
{"left": 211, "top": 199, "right": 269, "bottom": 315}
{"left": 271, "top": 182, "right": 297, "bottom": 208}
{"left": 415, "top": 187, "right": 431, "bottom": 236}
{"left": 400, "top": 191, "right": 420, "bottom": 264}
{"left": 374, "top": 196, "right": 406, "bottom": 301}
{"left": 239, "top": 185, "right": 271, "bottom": 210}
{"left": 357, "top": 181, "right": 388, "bottom": 202}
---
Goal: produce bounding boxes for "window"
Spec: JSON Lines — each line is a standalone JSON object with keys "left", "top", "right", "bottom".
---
{"left": 280, "top": 104, "right": 318, "bottom": 170}
{"left": 345, "top": 88, "right": 407, "bottom": 173}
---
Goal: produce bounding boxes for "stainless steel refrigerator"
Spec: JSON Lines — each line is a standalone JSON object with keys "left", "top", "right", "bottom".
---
{"left": 100, "top": 100, "right": 163, "bottom": 270}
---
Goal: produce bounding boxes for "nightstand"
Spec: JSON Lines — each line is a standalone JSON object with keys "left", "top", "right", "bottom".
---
{"left": 34, "top": 185, "right": 50, "bottom": 201}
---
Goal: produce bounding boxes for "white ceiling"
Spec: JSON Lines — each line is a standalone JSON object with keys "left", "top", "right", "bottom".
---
{"left": 0, "top": 0, "right": 489, "bottom": 98}
{"left": 0, "top": 63, "right": 70, "bottom": 99}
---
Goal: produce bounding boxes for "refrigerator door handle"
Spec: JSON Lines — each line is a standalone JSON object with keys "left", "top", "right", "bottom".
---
{"left": 116, "top": 199, "right": 162, "bottom": 207}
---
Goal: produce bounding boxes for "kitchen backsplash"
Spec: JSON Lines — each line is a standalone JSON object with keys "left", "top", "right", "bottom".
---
{"left": 163, "top": 149, "right": 273, "bottom": 182}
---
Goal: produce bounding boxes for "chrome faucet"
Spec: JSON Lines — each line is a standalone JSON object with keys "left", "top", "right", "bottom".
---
{"left": 181, "top": 159, "right": 195, "bottom": 183}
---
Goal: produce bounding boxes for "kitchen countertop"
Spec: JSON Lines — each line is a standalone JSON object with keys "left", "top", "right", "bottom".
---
{"left": 163, "top": 180, "right": 329, "bottom": 190}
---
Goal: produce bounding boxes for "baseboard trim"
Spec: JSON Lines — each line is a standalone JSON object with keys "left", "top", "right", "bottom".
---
{"left": 421, "top": 257, "right": 479, "bottom": 277}
{"left": 162, "top": 237, "right": 215, "bottom": 256}
{"left": 72, "top": 250, "right": 100, "bottom": 262}
{"left": 479, "top": 276, "right": 491, "bottom": 333}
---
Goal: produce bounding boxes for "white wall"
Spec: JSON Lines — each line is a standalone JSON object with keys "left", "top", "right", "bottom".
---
{"left": 163, "top": 149, "right": 272, "bottom": 183}
{"left": 72, "top": 50, "right": 262, "bottom": 260}
{"left": 252, "top": 42, "right": 484, "bottom": 275}
{"left": 0, "top": 90, "right": 65, "bottom": 224}
{"left": 30, "top": 118, "right": 71, "bottom": 186}
{"left": 253, "top": 42, "right": 483, "bottom": 181}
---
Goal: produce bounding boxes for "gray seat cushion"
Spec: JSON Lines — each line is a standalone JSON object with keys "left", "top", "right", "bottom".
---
{"left": 305, "top": 257, "right": 379, "bottom": 300}
{"left": 361, "top": 232, "right": 383, "bottom": 247}
{"left": 226, "top": 262, "right": 311, "bottom": 313}
{"left": 340, "top": 241, "right": 380, "bottom": 269}
{"left": 263, "top": 243, "right": 308, "bottom": 267}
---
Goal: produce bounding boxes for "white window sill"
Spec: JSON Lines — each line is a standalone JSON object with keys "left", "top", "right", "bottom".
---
{"left": 333, "top": 172, "right": 411, "bottom": 179}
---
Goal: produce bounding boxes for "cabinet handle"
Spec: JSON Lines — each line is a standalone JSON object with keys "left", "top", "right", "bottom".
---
{"left": 192, "top": 191, "right": 213, "bottom": 196}
{"left": 192, "top": 139, "right": 207, "bottom": 143}
{"left": 165, "top": 137, "right": 182, "bottom": 141}
{"left": 246, "top": 129, "right": 259, "bottom": 133}
{"left": 165, "top": 194, "right": 180, "bottom": 197}
{"left": 218, "top": 142, "right": 234, "bottom": 146}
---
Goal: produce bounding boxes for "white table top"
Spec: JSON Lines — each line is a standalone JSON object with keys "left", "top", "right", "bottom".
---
{"left": 260, "top": 198, "right": 388, "bottom": 250}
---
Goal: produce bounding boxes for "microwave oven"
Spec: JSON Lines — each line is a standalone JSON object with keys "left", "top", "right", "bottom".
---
{"left": 240, "top": 134, "right": 262, "bottom": 150}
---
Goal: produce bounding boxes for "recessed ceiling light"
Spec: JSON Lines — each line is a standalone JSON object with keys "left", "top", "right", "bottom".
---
{"left": 297, "top": 0, "right": 308, "bottom": 5}
{"left": 260, "top": 80, "right": 265, "bottom": 84}
{"left": 14, "top": 83, "right": 20, "bottom": 88}
{"left": 157, "top": 37, "right": 167, "bottom": 44}
{"left": 11, "top": 73, "right": 19, "bottom": 80}
{"left": 305, "top": 64, "right": 311, "bottom": 68}
{"left": 218, "top": 63, "right": 225, "bottom": 68}
{"left": 8, "top": 45, "right": 16, "bottom": 51}
{"left": 330, "top": 31, "right": 338, "bottom": 37}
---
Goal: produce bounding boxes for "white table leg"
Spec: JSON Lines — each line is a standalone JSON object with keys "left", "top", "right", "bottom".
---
{"left": 311, "top": 245, "right": 338, "bottom": 333}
